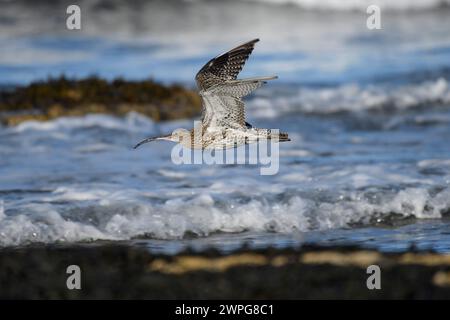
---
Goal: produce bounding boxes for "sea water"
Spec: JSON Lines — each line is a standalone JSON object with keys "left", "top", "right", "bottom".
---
{"left": 0, "top": 0, "right": 450, "bottom": 253}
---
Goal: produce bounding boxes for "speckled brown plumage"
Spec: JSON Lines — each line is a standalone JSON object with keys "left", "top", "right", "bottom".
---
{"left": 196, "top": 39, "right": 260, "bottom": 91}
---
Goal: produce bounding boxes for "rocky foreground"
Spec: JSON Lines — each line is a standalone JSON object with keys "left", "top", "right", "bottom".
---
{"left": 0, "top": 77, "right": 202, "bottom": 126}
{"left": 1, "top": 244, "right": 450, "bottom": 299}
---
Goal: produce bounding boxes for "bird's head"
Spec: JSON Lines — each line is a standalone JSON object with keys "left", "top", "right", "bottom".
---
{"left": 133, "top": 128, "right": 191, "bottom": 149}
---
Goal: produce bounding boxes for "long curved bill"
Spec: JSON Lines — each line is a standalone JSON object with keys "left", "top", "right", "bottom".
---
{"left": 133, "top": 134, "right": 172, "bottom": 149}
{"left": 133, "top": 137, "right": 158, "bottom": 149}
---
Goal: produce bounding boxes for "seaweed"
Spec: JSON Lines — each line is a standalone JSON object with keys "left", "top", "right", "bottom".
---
{"left": 0, "top": 76, "right": 202, "bottom": 125}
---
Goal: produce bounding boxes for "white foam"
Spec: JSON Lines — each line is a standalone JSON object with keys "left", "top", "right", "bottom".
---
{"left": 11, "top": 112, "right": 155, "bottom": 133}
{"left": 0, "top": 200, "right": 4, "bottom": 220}
{"left": 0, "top": 206, "right": 114, "bottom": 247}
{"left": 1, "top": 184, "right": 449, "bottom": 246}
{"left": 418, "top": 159, "right": 450, "bottom": 168}
{"left": 233, "top": 0, "right": 450, "bottom": 11}
{"left": 157, "top": 169, "right": 188, "bottom": 179}
{"left": 249, "top": 78, "right": 450, "bottom": 116}
{"left": 50, "top": 187, "right": 111, "bottom": 202}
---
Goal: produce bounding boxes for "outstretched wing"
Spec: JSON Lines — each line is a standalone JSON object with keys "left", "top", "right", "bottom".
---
{"left": 201, "top": 77, "right": 277, "bottom": 129}
{"left": 195, "top": 39, "right": 277, "bottom": 130}
{"left": 195, "top": 39, "right": 259, "bottom": 91}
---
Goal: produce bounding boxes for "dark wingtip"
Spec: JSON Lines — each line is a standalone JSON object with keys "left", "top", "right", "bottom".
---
{"left": 250, "top": 38, "right": 260, "bottom": 46}
{"left": 243, "top": 39, "right": 259, "bottom": 46}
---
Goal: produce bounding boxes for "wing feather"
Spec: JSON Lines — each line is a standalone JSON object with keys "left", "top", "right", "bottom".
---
{"left": 196, "top": 39, "right": 277, "bottom": 130}
{"left": 208, "top": 76, "right": 277, "bottom": 98}
{"left": 195, "top": 39, "right": 259, "bottom": 91}
{"left": 201, "top": 94, "right": 245, "bottom": 129}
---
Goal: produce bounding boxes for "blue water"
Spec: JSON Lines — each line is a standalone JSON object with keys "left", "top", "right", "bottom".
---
{"left": 1, "top": 0, "right": 450, "bottom": 253}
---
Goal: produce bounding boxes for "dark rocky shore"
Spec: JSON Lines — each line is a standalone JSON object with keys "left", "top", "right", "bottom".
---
{"left": 0, "top": 77, "right": 202, "bottom": 126}
{"left": 1, "top": 244, "right": 450, "bottom": 299}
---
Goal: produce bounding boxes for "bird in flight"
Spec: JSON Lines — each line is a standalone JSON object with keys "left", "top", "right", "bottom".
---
{"left": 134, "top": 39, "right": 290, "bottom": 150}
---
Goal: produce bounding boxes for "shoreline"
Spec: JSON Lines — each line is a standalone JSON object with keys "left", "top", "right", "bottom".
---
{"left": 1, "top": 244, "right": 450, "bottom": 299}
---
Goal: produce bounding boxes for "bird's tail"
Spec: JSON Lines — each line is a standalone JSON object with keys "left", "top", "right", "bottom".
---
{"left": 262, "top": 130, "right": 290, "bottom": 142}
{"left": 278, "top": 132, "right": 290, "bottom": 142}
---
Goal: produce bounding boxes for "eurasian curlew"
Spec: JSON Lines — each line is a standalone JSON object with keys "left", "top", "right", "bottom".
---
{"left": 134, "top": 39, "right": 290, "bottom": 150}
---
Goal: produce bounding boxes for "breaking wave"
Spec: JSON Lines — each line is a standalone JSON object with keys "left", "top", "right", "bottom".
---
{"left": 249, "top": 78, "right": 450, "bottom": 116}
{"left": 1, "top": 184, "right": 449, "bottom": 246}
